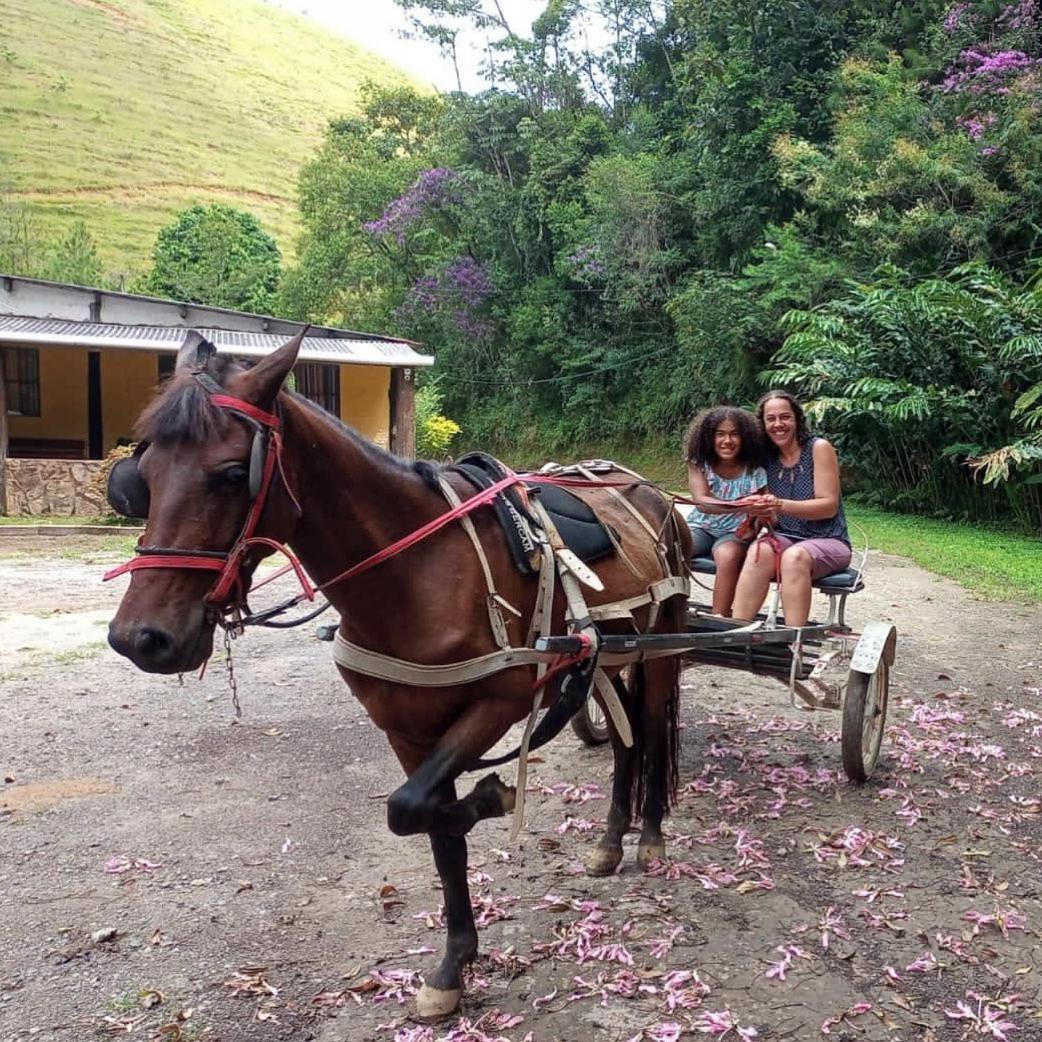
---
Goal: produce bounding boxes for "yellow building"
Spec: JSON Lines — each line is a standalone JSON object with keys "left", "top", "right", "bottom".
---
{"left": 0, "top": 275, "right": 433, "bottom": 515}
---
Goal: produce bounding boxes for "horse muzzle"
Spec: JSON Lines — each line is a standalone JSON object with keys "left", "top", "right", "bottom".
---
{"left": 108, "top": 611, "right": 214, "bottom": 674}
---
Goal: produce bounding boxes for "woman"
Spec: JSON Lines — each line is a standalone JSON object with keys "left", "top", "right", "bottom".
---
{"left": 732, "top": 390, "right": 850, "bottom": 627}
{"left": 683, "top": 406, "right": 767, "bottom": 616}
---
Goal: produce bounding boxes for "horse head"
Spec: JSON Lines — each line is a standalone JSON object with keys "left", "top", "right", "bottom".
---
{"left": 107, "top": 329, "right": 304, "bottom": 673}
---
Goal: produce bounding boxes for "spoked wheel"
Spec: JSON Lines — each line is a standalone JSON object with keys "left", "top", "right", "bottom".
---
{"left": 571, "top": 697, "right": 610, "bottom": 746}
{"left": 841, "top": 658, "right": 889, "bottom": 782}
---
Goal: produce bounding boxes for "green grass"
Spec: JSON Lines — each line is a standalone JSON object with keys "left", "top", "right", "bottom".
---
{"left": 846, "top": 504, "right": 1042, "bottom": 603}
{"left": 0, "top": 0, "right": 421, "bottom": 277}
{"left": 0, "top": 514, "right": 137, "bottom": 525}
{"left": 0, "top": 534, "right": 138, "bottom": 559}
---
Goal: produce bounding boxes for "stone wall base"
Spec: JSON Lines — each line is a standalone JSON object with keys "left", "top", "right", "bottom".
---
{"left": 3, "top": 458, "right": 106, "bottom": 516}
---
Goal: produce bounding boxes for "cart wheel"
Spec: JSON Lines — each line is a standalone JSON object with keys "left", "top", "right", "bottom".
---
{"left": 571, "top": 697, "right": 610, "bottom": 746}
{"left": 841, "top": 658, "right": 889, "bottom": 782}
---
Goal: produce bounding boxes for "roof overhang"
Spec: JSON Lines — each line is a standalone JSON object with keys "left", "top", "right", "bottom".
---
{"left": 0, "top": 274, "right": 434, "bottom": 367}
{"left": 0, "top": 317, "right": 433, "bottom": 367}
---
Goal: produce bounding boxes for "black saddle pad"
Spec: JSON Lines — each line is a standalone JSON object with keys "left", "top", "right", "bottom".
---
{"left": 454, "top": 452, "right": 617, "bottom": 574}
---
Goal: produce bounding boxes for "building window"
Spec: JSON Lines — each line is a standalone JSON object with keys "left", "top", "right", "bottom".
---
{"left": 4, "top": 347, "right": 41, "bottom": 416}
{"left": 295, "top": 363, "right": 340, "bottom": 417}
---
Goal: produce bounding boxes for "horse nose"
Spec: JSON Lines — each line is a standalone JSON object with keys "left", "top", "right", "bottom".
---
{"left": 109, "top": 622, "right": 177, "bottom": 670}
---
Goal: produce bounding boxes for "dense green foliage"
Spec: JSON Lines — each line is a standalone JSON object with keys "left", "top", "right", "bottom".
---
{"left": 281, "top": 2, "right": 1042, "bottom": 533}
{"left": 137, "top": 204, "right": 281, "bottom": 313}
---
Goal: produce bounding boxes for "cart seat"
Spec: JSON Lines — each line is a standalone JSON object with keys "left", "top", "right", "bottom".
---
{"left": 691, "top": 557, "right": 863, "bottom": 594}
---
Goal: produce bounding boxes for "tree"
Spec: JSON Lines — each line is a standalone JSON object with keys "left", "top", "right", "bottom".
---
{"left": 43, "top": 220, "right": 102, "bottom": 285}
{"left": 138, "top": 204, "right": 281, "bottom": 313}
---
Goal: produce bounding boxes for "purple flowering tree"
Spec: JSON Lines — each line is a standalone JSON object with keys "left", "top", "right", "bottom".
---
{"left": 395, "top": 255, "right": 495, "bottom": 344}
{"left": 364, "top": 168, "right": 463, "bottom": 245}
{"left": 939, "top": 1, "right": 1041, "bottom": 155}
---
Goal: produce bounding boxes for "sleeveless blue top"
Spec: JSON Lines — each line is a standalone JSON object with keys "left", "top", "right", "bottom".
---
{"left": 766, "top": 436, "right": 849, "bottom": 545}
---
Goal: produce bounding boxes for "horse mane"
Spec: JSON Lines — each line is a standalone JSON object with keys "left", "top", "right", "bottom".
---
{"left": 282, "top": 389, "right": 447, "bottom": 489}
{"left": 134, "top": 357, "right": 237, "bottom": 445}
{"left": 136, "top": 355, "right": 451, "bottom": 492}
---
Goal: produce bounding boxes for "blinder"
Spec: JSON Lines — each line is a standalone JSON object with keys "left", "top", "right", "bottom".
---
{"left": 107, "top": 446, "right": 151, "bottom": 520}
{"left": 106, "top": 429, "right": 267, "bottom": 520}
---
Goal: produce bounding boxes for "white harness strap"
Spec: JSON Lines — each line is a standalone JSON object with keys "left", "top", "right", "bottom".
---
{"left": 332, "top": 633, "right": 550, "bottom": 684}
{"left": 436, "top": 474, "right": 520, "bottom": 649}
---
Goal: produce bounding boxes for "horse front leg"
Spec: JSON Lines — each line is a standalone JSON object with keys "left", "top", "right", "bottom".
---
{"left": 419, "top": 784, "right": 478, "bottom": 1020}
{"left": 587, "top": 675, "right": 637, "bottom": 877}
{"left": 383, "top": 705, "right": 520, "bottom": 1018}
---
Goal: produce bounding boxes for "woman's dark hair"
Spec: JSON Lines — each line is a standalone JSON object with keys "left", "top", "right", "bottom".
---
{"left": 756, "top": 389, "right": 811, "bottom": 452}
{"left": 683, "top": 406, "right": 765, "bottom": 468}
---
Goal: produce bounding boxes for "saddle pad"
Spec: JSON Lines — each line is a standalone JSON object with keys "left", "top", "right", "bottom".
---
{"left": 454, "top": 452, "right": 617, "bottom": 575}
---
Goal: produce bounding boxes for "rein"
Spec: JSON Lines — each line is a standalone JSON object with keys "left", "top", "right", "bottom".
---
{"left": 103, "top": 388, "right": 678, "bottom": 635}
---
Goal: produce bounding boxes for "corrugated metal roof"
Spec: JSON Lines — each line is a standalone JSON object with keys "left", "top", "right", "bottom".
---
{"left": 0, "top": 316, "right": 434, "bottom": 367}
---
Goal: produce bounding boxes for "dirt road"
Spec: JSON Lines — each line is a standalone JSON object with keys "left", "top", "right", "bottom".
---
{"left": 1, "top": 538, "right": 1040, "bottom": 1042}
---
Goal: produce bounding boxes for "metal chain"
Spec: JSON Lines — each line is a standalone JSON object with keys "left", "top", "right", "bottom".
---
{"left": 223, "top": 626, "right": 242, "bottom": 719}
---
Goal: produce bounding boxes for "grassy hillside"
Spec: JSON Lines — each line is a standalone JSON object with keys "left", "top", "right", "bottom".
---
{"left": 0, "top": 0, "right": 420, "bottom": 283}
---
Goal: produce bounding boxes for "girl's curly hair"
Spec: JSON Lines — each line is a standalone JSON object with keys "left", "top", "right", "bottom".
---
{"left": 756, "top": 389, "right": 811, "bottom": 453}
{"left": 683, "top": 406, "right": 765, "bottom": 469}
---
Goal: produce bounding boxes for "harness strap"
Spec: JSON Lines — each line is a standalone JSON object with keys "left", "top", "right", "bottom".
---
{"left": 436, "top": 474, "right": 518, "bottom": 650}
{"left": 332, "top": 632, "right": 551, "bottom": 684}
{"left": 587, "top": 575, "right": 691, "bottom": 623}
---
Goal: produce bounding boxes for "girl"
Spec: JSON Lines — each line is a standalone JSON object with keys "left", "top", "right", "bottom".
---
{"left": 683, "top": 406, "right": 768, "bottom": 617}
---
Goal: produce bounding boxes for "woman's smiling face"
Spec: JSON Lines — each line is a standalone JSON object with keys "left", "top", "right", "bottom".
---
{"left": 762, "top": 397, "right": 797, "bottom": 449}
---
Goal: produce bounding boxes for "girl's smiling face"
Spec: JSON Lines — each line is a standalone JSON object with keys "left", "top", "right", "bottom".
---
{"left": 713, "top": 419, "right": 742, "bottom": 462}
{"left": 762, "top": 397, "right": 797, "bottom": 450}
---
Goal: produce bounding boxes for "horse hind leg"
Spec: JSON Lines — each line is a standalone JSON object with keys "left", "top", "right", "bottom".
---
{"left": 587, "top": 674, "right": 637, "bottom": 877}
{"left": 635, "top": 655, "right": 681, "bottom": 870}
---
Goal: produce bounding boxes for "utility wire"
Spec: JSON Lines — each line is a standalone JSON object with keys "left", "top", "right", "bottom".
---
{"left": 439, "top": 344, "right": 676, "bottom": 387}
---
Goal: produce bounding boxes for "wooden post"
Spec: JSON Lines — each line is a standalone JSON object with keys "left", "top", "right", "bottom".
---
{"left": 0, "top": 346, "right": 8, "bottom": 515}
{"left": 389, "top": 367, "right": 416, "bottom": 459}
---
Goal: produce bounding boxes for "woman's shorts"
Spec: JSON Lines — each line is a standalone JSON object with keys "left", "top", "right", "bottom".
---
{"left": 773, "top": 535, "right": 851, "bottom": 580}
{"left": 689, "top": 526, "right": 750, "bottom": 558}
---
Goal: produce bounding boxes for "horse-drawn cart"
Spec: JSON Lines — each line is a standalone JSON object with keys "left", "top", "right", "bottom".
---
{"left": 569, "top": 522, "right": 897, "bottom": 783}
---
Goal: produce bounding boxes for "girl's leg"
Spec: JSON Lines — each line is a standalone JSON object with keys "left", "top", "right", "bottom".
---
{"left": 710, "top": 538, "right": 748, "bottom": 617}
{"left": 688, "top": 526, "right": 715, "bottom": 560}
{"left": 779, "top": 545, "right": 814, "bottom": 626}
{"left": 732, "top": 540, "right": 777, "bottom": 620}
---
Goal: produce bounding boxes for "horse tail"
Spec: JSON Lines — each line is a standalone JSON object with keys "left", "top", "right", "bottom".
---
{"left": 628, "top": 592, "right": 685, "bottom": 820}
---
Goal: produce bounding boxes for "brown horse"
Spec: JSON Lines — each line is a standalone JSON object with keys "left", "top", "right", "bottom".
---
{"left": 107, "top": 331, "right": 692, "bottom": 1018}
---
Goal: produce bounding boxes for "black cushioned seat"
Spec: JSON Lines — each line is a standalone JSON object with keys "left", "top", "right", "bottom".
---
{"left": 691, "top": 556, "right": 863, "bottom": 593}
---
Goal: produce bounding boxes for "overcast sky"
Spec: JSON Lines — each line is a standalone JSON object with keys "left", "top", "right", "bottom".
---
{"left": 270, "top": 0, "right": 553, "bottom": 92}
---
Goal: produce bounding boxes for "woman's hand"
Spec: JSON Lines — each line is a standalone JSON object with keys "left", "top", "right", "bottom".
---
{"left": 738, "top": 493, "right": 780, "bottom": 518}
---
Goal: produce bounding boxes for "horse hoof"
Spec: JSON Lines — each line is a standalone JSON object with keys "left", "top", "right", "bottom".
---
{"left": 476, "top": 773, "right": 516, "bottom": 814}
{"left": 585, "top": 846, "right": 623, "bottom": 877}
{"left": 637, "top": 840, "right": 666, "bottom": 870}
{"left": 414, "top": 983, "right": 461, "bottom": 1021}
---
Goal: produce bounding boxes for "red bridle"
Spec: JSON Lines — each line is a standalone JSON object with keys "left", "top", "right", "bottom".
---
{"left": 102, "top": 391, "right": 314, "bottom": 616}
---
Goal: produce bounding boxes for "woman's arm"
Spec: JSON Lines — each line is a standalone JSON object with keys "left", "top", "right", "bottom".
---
{"left": 768, "top": 440, "right": 842, "bottom": 521}
{"left": 686, "top": 463, "right": 746, "bottom": 515}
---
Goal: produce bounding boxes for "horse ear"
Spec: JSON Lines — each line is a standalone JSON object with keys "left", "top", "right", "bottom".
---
{"left": 175, "top": 330, "right": 217, "bottom": 371}
{"left": 238, "top": 327, "right": 308, "bottom": 406}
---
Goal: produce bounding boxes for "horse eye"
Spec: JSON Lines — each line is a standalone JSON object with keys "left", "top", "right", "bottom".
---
{"left": 213, "top": 464, "right": 249, "bottom": 489}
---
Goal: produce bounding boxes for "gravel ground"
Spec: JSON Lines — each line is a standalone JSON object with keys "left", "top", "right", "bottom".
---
{"left": 1, "top": 538, "right": 1040, "bottom": 1042}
